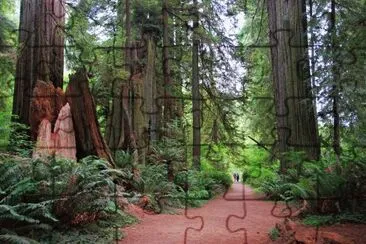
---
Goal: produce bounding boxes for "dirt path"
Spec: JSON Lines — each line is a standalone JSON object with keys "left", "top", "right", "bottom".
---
{"left": 120, "top": 183, "right": 284, "bottom": 243}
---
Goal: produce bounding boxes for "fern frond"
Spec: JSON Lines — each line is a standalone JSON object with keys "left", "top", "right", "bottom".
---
{"left": 0, "top": 234, "right": 39, "bottom": 244}
{"left": 0, "top": 204, "right": 40, "bottom": 224}
{"left": 1, "top": 178, "right": 37, "bottom": 205}
{"left": 13, "top": 223, "right": 53, "bottom": 233}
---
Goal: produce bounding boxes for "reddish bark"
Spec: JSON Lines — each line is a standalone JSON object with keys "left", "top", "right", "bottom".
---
{"left": 33, "top": 103, "right": 76, "bottom": 161}
{"left": 33, "top": 119, "right": 53, "bottom": 159}
{"left": 65, "top": 69, "right": 114, "bottom": 165}
{"left": 53, "top": 103, "right": 77, "bottom": 160}
{"left": 13, "top": 0, "right": 65, "bottom": 126}
{"left": 30, "top": 80, "right": 66, "bottom": 140}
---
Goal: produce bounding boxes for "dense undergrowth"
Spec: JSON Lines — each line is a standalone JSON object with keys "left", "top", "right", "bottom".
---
{"left": 0, "top": 153, "right": 137, "bottom": 243}
{"left": 117, "top": 148, "right": 233, "bottom": 212}
{"left": 0, "top": 144, "right": 232, "bottom": 243}
{"left": 242, "top": 147, "right": 366, "bottom": 223}
{"left": 302, "top": 213, "right": 366, "bottom": 227}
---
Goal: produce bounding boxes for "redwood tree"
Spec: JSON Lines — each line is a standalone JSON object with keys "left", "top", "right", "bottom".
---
{"left": 105, "top": 0, "right": 134, "bottom": 154}
{"left": 267, "top": 0, "right": 320, "bottom": 172}
{"left": 13, "top": 0, "right": 65, "bottom": 127}
{"left": 192, "top": 0, "right": 201, "bottom": 170}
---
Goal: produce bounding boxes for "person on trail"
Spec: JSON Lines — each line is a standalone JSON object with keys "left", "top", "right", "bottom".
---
{"left": 233, "top": 173, "right": 239, "bottom": 182}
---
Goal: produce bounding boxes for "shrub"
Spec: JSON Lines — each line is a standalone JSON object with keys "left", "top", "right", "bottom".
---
{"left": 302, "top": 213, "right": 366, "bottom": 227}
{"left": 302, "top": 215, "right": 335, "bottom": 227}
{"left": 202, "top": 171, "right": 233, "bottom": 189}
{"left": 136, "top": 163, "right": 184, "bottom": 212}
{"left": 6, "top": 121, "right": 33, "bottom": 157}
{"left": 268, "top": 227, "right": 280, "bottom": 241}
{"left": 257, "top": 149, "right": 366, "bottom": 215}
{"left": 174, "top": 169, "right": 232, "bottom": 207}
{"left": 0, "top": 154, "right": 133, "bottom": 242}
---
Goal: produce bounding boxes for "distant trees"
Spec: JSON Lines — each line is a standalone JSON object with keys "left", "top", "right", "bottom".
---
{"left": 0, "top": 0, "right": 17, "bottom": 112}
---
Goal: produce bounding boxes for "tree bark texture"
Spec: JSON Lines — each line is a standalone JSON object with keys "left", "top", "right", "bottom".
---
{"left": 192, "top": 0, "right": 201, "bottom": 170}
{"left": 32, "top": 103, "right": 77, "bottom": 161}
{"left": 105, "top": 0, "right": 135, "bottom": 155}
{"left": 13, "top": 0, "right": 65, "bottom": 126}
{"left": 330, "top": 0, "right": 341, "bottom": 157}
{"left": 66, "top": 70, "right": 114, "bottom": 165}
{"left": 30, "top": 80, "right": 65, "bottom": 140}
{"left": 267, "top": 0, "right": 320, "bottom": 171}
{"left": 162, "top": 0, "right": 177, "bottom": 123}
{"left": 142, "top": 33, "right": 158, "bottom": 143}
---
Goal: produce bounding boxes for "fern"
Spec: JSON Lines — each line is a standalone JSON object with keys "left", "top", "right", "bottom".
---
{"left": 0, "top": 234, "right": 39, "bottom": 244}
{"left": 0, "top": 154, "right": 131, "bottom": 242}
{"left": 0, "top": 204, "right": 40, "bottom": 224}
{"left": 1, "top": 178, "right": 38, "bottom": 205}
{"left": 15, "top": 202, "right": 58, "bottom": 223}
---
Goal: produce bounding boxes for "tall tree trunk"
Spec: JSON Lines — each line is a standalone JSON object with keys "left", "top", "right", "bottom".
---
{"left": 267, "top": 0, "right": 320, "bottom": 172}
{"left": 143, "top": 33, "right": 157, "bottom": 143}
{"left": 192, "top": 0, "right": 201, "bottom": 170}
{"left": 13, "top": 0, "right": 65, "bottom": 127}
{"left": 330, "top": 0, "right": 341, "bottom": 157}
{"left": 106, "top": 0, "right": 134, "bottom": 155}
{"left": 162, "top": 0, "right": 174, "bottom": 123}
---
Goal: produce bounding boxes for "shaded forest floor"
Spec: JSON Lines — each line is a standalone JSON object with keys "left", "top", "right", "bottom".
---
{"left": 120, "top": 183, "right": 366, "bottom": 243}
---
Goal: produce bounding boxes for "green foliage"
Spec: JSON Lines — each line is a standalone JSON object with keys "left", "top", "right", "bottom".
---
{"left": 6, "top": 121, "right": 33, "bottom": 157}
{"left": 133, "top": 0, "right": 161, "bottom": 34}
{"left": 0, "top": 156, "right": 56, "bottom": 242}
{"left": 201, "top": 144, "right": 231, "bottom": 171}
{"left": 202, "top": 171, "right": 233, "bottom": 189}
{"left": 0, "top": 233, "right": 39, "bottom": 244}
{"left": 240, "top": 147, "right": 278, "bottom": 189}
{"left": 0, "top": 111, "right": 11, "bottom": 149}
{"left": 0, "top": 0, "right": 16, "bottom": 114}
{"left": 147, "top": 120, "right": 186, "bottom": 172}
{"left": 174, "top": 169, "right": 232, "bottom": 208}
{"left": 40, "top": 209, "right": 137, "bottom": 243}
{"left": 302, "top": 215, "right": 335, "bottom": 227}
{"left": 136, "top": 163, "right": 184, "bottom": 212}
{"left": 268, "top": 227, "right": 280, "bottom": 241}
{"left": 174, "top": 170, "right": 211, "bottom": 207}
{"left": 238, "top": 1, "right": 274, "bottom": 144}
{"left": 255, "top": 150, "right": 366, "bottom": 215}
{"left": 230, "top": 146, "right": 278, "bottom": 189}
{"left": 0, "top": 154, "right": 134, "bottom": 242}
{"left": 303, "top": 213, "right": 366, "bottom": 227}
{"left": 114, "top": 150, "right": 134, "bottom": 169}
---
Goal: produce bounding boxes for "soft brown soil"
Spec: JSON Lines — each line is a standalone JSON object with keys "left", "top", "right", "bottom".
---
{"left": 120, "top": 183, "right": 366, "bottom": 243}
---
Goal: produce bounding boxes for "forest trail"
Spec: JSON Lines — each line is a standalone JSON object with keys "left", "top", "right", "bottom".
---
{"left": 120, "top": 183, "right": 281, "bottom": 243}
